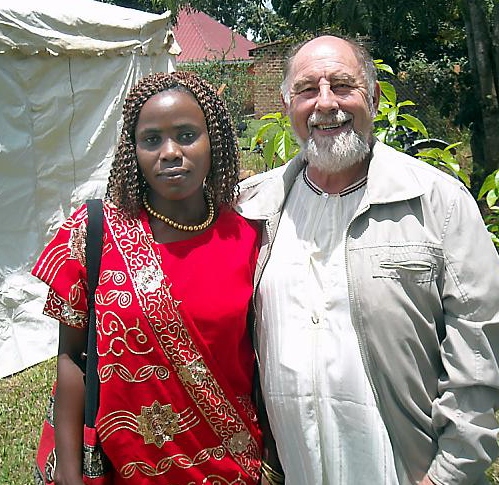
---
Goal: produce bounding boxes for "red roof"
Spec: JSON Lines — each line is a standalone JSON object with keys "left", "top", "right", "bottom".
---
{"left": 173, "top": 9, "right": 256, "bottom": 63}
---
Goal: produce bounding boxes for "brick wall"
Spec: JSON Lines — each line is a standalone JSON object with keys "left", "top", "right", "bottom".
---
{"left": 251, "top": 41, "right": 291, "bottom": 118}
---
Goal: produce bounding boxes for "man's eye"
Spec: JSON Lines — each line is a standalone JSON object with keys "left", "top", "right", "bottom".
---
{"left": 332, "top": 84, "right": 352, "bottom": 92}
{"left": 295, "top": 86, "right": 318, "bottom": 97}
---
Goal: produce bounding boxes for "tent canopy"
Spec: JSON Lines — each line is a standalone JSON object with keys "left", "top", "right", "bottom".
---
{"left": 0, "top": 0, "right": 179, "bottom": 378}
{"left": 0, "top": 0, "right": 180, "bottom": 56}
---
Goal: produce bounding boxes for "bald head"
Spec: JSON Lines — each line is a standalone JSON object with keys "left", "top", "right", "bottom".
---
{"left": 281, "top": 35, "right": 377, "bottom": 106}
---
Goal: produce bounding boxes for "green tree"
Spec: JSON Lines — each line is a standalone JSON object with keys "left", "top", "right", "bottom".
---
{"left": 179, "top": 59, "right": 253, "bottom": 124}
{"left": 458, "top": 0, "right": 499, "bottom": 191}
{"left": 270, "top": 0, "right": 499, "bottom": 191}
{"left": 271, "top": 0, "right": 458, "bottom": 57}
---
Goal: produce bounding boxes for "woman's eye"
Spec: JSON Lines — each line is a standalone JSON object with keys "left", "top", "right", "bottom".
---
{"left": 141, "top": 135, "right": 160, "bottom": 146}
{"left": 178, "top": 132, "right": 196, "bottom": 143}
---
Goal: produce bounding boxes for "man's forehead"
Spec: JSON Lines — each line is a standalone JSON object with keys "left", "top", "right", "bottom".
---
{"left": 292, "top": 72, "right": 357, "bottom": 87}
{"left": 290, "top": 44, "right": 360, "bottom": 77}
{"left": 289, "top": 57, "right": 363, "bottom": 91}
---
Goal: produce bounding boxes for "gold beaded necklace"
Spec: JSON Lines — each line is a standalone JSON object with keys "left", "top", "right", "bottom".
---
{"left": 142, "top": 192, "right": 215, "bottom": 232}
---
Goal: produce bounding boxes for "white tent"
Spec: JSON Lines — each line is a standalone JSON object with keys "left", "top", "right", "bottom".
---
{"left": 0, "top": 0, "right": 180, "bottom": 378}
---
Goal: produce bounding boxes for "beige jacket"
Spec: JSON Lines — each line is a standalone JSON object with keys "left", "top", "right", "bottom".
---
{"left": 236, "top": 140, "right": 499, "bottom": 485}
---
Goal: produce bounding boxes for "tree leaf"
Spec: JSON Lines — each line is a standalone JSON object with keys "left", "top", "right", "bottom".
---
{"left": 374, "top": 60, "right": 394, "bottom": 75}
{"left": 253, "top": 122, "right": 276, "bottom": 142}
{"left": 486, "top": 190, "right": 498, "bottom": 208}
{"left": 379, "top": 81, "right": 397, "bottom": 106}
{"left": 261, "top": 112, "right": 282, "bottom": 121}
{"left": 478, "top": 172, "right": 497, "bottom": 198}
{"left": 387, "top": 106, "right": 398, "bottom": 126}
{"left": 263, "top": 134, "right": 276, "bottom": 168}
{"left": 274, "top": 130, "right": 291, "bottom": 163}
{"left": 397, "top": 100, "right": 416, "bottom": 107}
{"left": 399, "top": 114, "right": 428, "bottom": 138}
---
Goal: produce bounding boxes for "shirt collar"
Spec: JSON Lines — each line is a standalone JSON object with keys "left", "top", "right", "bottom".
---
{"left": 303, "top": 164, "right": 368, "bottom": 197}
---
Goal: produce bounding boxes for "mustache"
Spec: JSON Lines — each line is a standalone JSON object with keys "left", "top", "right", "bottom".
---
{"left": 307, "top": 110, "right": 351, "bottom": 128}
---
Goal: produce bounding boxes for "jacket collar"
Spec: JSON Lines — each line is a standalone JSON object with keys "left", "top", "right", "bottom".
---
{"left": 366, "top": 140, "right": 424, "bottom": 204}
{"left": 236, "top": 140, "right": 425, "bottom": 220}
{"left": 236, "top": 152, "right": 306, "bottom": 220}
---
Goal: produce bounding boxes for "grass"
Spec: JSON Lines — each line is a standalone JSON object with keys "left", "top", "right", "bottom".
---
{"left": 1, "top": 357, "right": 498, "bottom": 484}
{"left": 0, "top": 358, "right": 56, "bottom": 485}
{"left": 490, "top": 462, "right": 499, "bottom": 485}
{"left": 240, "top": 149, "right": 268, "bottom": 175}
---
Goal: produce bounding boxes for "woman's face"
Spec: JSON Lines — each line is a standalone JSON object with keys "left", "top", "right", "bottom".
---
{"left": 135, "top": 89, "right": 211, "bottom": 203}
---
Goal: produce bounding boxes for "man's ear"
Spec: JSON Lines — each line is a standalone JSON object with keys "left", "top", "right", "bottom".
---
{"left": 372, "top": 82, "right": 381, "bottom": 113}
{"left": 280, "top": 93, "right": 290, "bottom": 113}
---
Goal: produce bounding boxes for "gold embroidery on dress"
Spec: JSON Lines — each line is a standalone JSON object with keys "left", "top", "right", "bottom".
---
{"left": 229, "top": 431, "right": 252, "bottom": 455}
{"left": 46, "top": 393, "right": 55, "bottom": 426}
{"left": 153, "top": 474, "right": 248, "bottom": 485}
{"left": 61, "top": 301, "right": 86, "bottom": 327}
{"left": 68, "top": 224, "right": 86, "bottom": 264}
{"left": 98, "top": 402, "right": 199, "bottom": 443}
{"left": 82, "top": 442, "right": 111, "bottom": 478}
{"left": 135, "top": 265, "right": 163, "bottom": 293}
{"left": 178, "top": 359, "right": 208, "bottom": 386}
{"left": 99, "top": 314, "right": 153, "bottom": 357}
{"left": 137, "top": 401, "right": 181, "bottom": 447}
{"left": 201, "top": 474, "right": 248, "bottom": 484}
{"left": 98, "top": 289, "right": 132, "bottom": 308}
{"left": 99, "top": 269, "right": 127, "bottom": 286}
{"left": 105, "top": 206, "right": 261, "bottom": 480}
{"left": 96, "top": 271, "right": 131, "bottom": 309}
{"left": 99, "top": 364, "right": 169, "bottom": 383}
{"left": 237, "top": 395, "right": 258, "bottom": 424}
{"left": 119, "top": 446, "right": 226, "bottom": 478}
{"left": 44, "top": 290, "right": 86, "bottom": 328}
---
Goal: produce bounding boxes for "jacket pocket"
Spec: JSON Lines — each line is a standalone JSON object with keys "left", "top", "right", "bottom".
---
{"left": 371, "top": 247, "right": 439, "bottom": 283}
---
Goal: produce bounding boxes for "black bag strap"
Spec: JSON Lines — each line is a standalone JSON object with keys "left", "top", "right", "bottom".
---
{"left": 84, "top": 199, "right": 104, "bottom": 428}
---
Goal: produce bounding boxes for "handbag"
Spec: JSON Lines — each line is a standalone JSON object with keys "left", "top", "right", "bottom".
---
{"left": 34, "top": 199, "right": 112, "bottom": 484}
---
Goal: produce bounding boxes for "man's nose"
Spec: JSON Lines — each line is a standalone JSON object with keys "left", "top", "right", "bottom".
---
{"left": 160, "top": 139, "right": 181, "bottom": 161}
{"left": 315, "top": 83, "right": 339, "bottom": 111}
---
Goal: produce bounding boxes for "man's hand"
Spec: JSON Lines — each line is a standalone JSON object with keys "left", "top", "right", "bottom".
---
{"left": 420, "top": 475, "right": 437, "bottom": 485}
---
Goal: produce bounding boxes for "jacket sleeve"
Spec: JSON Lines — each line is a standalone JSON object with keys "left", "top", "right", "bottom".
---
{"left": 428, "top": 185, "right": 499, "bottom": 485}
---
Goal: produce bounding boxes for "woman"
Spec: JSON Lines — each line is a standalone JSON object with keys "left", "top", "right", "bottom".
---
{"left": 32, "top": 72, "right": 262, "bottom": 484}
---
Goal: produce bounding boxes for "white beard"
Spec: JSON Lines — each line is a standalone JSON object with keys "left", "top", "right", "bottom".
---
{"left": 301, "top": 111, "right": 371, "bottom": 175}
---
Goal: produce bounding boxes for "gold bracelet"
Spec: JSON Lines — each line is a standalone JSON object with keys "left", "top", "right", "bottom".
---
{"left": 261, "top": 460, "right": 285, "bottom": 484}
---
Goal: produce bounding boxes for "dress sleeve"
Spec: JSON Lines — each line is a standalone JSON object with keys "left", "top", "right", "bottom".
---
{"left": 32, "top": 205, "right": 89, "bottom": 328}
{"left": 428, "top": 185, "right": 499, "bottom": 484}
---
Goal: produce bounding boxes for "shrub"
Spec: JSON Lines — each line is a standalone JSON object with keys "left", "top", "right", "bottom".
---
{"left": 180, "top": 60, "right": 253, "bottom": 125}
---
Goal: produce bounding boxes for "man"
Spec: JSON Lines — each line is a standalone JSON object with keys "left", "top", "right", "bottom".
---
{"left": 237, "top": 35, "right": 499, "bottom": 485}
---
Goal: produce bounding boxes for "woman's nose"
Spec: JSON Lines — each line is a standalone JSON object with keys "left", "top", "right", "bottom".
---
{"left": 160, "top": 139, "right": 181, "bottom": 161}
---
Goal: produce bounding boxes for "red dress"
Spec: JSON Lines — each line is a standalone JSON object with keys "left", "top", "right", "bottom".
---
{"left": 32, "top": 202, "right": 262, "bottom": 484}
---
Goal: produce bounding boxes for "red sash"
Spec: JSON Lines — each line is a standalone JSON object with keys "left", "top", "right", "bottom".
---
{"left": 93, "top": 206, "right": 261, "bottom": 484}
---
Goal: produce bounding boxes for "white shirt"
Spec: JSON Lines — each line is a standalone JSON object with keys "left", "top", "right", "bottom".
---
{"left": 257, "top": 168, "right": 405, "bottom": 485}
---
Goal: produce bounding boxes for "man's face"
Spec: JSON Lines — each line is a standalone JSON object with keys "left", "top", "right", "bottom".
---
{"left": 285, "top": 37, "right": 379, "bottom": 171}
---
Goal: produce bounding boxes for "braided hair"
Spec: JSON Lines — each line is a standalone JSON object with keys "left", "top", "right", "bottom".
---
{"left": 106, "top": 71, "right": 240, "bottom": 217}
